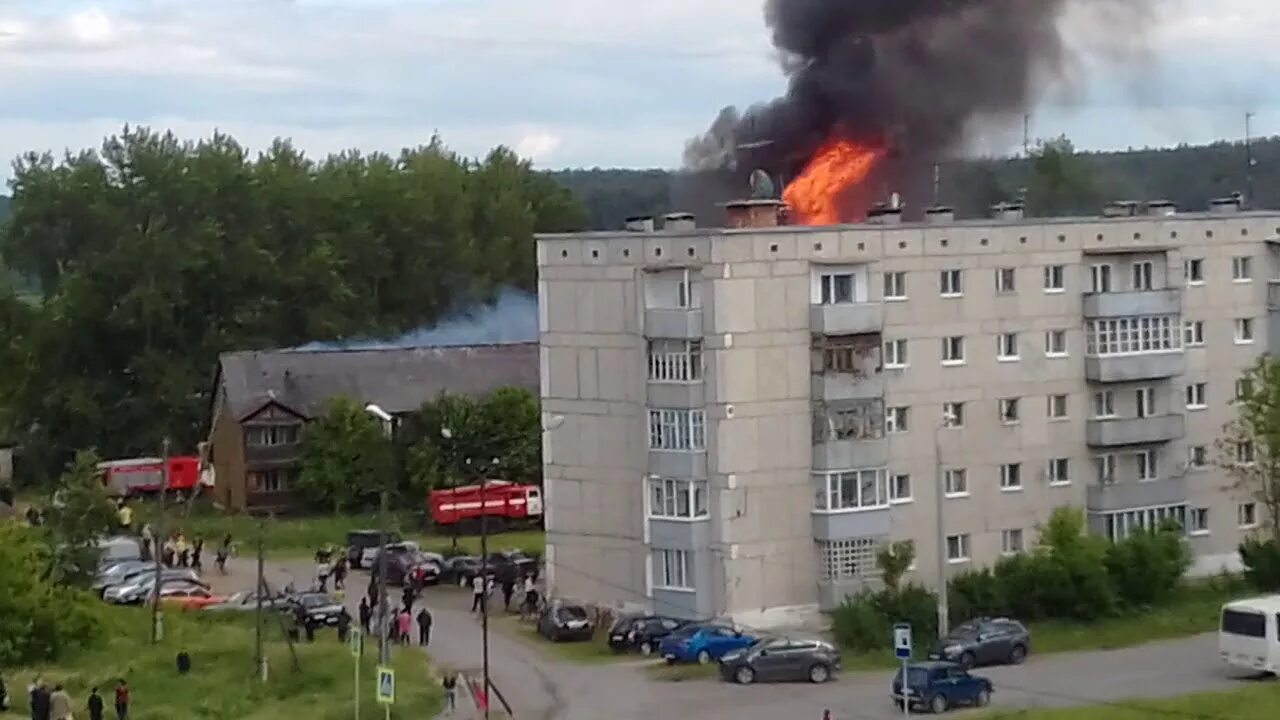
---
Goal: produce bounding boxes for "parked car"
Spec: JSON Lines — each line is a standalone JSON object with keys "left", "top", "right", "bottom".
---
{"left": 93, "top": 560, "right": 151, "bottom": 596}
{"left": 929, "top": 617, "right": 1030, "bottom": 668}
{"left": 148, "top": 584, "right": 225, "bottom": 610}
{"left": 404, "top": 553, "right": 445, "bottom": 587}
{"left": 891, "top": 661, "right": 993, "bottom": 714}
{"left": 346, "top": 529, "right": 402, "bottom": 570}
{"left": 442, "top": 556, "right": 486, "bottom": 586}
{"left": 203, "top": 590, "right": 290, "bottom": 613}
{"left": 365, "top": 542, "right": 422, "bottom": 578}
{"left": 659, "top": 624, "right": 757, "bottom": 665}
{"left": 607, "top": 614, "right": 687, "bottom": 655}
{"left": 719, "top": 638, "right": 841, "bottom": 684}
{"left": 537, "top": 600, "right": 594, "bottom": 642}
{"left": 288, "top": 592, "right": 345, "bottom": 626}
{"left": 96, "top": 536, "right": 143, "bottom": 566}
{"left": 103, "top": 570, "right": 205, "bottom": 604}
{"left": 371, "top": 546, "right": 438, "bottom": 586}
{"left": 487, "top": 549, "right": 539, "bottom": 582}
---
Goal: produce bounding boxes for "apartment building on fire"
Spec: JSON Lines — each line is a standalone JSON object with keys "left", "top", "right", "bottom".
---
{"left": 536, "top": 196, "right": 1280, "bottom": 627}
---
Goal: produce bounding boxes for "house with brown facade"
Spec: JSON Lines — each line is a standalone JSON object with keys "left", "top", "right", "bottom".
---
{"left": 206, "top": 342, "right": 539, "bottom": 513}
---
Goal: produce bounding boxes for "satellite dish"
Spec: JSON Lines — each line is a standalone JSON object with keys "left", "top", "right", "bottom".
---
{"left": 749, "top": 169, "right": 776, "bottom": 199}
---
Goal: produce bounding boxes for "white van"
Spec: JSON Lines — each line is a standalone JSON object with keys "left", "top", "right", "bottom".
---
{"left": 1218, "top": 595, "right": 1280, "bottom": 674}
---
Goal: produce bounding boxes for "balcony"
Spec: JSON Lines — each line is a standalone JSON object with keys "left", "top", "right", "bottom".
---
{"left": 1086, "top": 475, "right": 1187, "bottom": 513}
{"left": 811, "top": 374, "right": 884, "bottom": 402}
{"left": 812, "top": 507, "right": 891, "bottom": 541}
{"left": 650, "top": 518, "right": 712, "bottom": 551}
{"left": 1085, "top": 352, "right": 1185, "bottom": 383}
{"left": 648, "top": 450, "right": 707, "bottom": 478}
{"left": 1083, "top": 289, "right": 1182, "bottom": 318}
{"left": 645, "top": 308, "right": 703, "bottom": 339}
{"left": 810, "top": 303, "right": 884, "bottom": 335}
{"left": 1086, "top": 413, "right": 1185, "bottom": 447}
{"left": 812, "top": 438, "right": 888, "bottom": 471}
{"left": 647, "top": 382, "right": 705, "bottom": 409}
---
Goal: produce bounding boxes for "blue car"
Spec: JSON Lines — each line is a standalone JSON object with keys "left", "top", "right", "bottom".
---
{"left": 659, "top": 624, "right": 757, "bottom": 665}
{"left": 891, "top": 661, "right": 993, "bottom": 714}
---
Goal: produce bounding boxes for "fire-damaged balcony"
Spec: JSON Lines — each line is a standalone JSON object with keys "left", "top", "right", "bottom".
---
{"left": 810, "top": 303, "right": 884, "bottom": 336}
{"left": 812, "top": 399, "right": 887, "bottom": 470}
{"left": 1086, "top": 413, "right": 1185, "bottom": 448}
{"left": 811, "top": 334, "right": 883, "bottom": 402}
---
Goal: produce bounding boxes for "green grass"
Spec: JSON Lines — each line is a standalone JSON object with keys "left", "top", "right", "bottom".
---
{"left": 6, "top": 607, "right": 441, "bottom": 720}
{"left": 979, "top": 683, "right": 1280, "bottom": 720}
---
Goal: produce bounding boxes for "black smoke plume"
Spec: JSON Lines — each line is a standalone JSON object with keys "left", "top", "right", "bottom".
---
{"left": 682, "top": 0, "right": 1155, "bottom": 218}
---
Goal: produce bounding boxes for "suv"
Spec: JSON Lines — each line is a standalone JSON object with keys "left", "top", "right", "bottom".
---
{"left": 930, "top": 617, "right": 1030, "bottom": 668}
{"left": 346, "top": 530, "right": 402, "bottom": 570}
{"left": 892, "top": 661, "right": 993, "bottom": 714}
{"left": 719, "top": 638, "right": 841, "bottom": 684}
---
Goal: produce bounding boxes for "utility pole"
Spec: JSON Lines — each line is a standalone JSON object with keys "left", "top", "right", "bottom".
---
{"left": 255, "top": 516, "right": 266, "bottom": 682}
{"left": 377, "top": 490, "right": 389, "bottom": 664}
{"left": 933, "top": 425, "right": 949, "bottom": 639}
{"left": 150, "top": 438, "right": 169, "bottom": 644}
{"left": 1245, "top": 111, "right": 1256, "bottom": 207}
{"left": 480, "top": 468, "right": 492, "bottom": 720}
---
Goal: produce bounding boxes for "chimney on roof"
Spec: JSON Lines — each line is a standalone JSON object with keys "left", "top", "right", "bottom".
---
{"left": 924, "top": 205, "right": 955, "bottom": 224}
{"left": 624, "top": 216, "right": 655, "bottom": 232}
{"left": 1210, "top": 194, "right": 1242, "bottom": 214}
{"left": 724, "top": 199, "right": 785, "bottom": 229}
{"left": 990, "top": 202, "right": 1024, "bottom": 221}
{"left": 866, "top": 201, "right": 903, "bottom": 225}
{"left": 1102, "top": 200, "right": 1140, "bottom": 218}
{"left": 1145, "top": 200, "right": 1177, "bottom": 217}
{"left": 663, "top": 212, "right": 696, "bottom": 232}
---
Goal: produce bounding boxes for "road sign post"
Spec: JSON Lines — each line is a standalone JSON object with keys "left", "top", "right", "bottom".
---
{"left": 351, "top": 629, "right": 364, "bottom": 720}
{"left": 894, "top": 623, "right": 912, "bottom": 718}
{"left": 376, "top": 666, "right": 395, "bottom": 719}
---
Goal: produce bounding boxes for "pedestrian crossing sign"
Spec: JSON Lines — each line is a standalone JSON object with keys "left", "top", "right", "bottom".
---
{"left": 349, "top": 628, "right": 363, "bottom": 657}
{"left": 376, "top": 666, "right": 395, "bottom": 704}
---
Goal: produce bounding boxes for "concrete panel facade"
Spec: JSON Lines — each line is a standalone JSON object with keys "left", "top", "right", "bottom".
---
{"left": 1086, "top": 413, "right": 1186, "bottom": 447}
{"left": 1086, "top": 475, "right": 1188, "bottom": 512}
{"left": 1085, "top": 352, "right": 1187, "bottom": 382}
{"left": 1083, "top": 289, "right": 1182, "bottom": 318}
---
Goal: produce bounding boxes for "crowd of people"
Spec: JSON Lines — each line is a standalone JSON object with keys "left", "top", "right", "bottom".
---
{"left": 357, "top": 580, "right": 435, "bottom": 648}
{"left": 8, "top": 678, "right": 130, "bottom": 720}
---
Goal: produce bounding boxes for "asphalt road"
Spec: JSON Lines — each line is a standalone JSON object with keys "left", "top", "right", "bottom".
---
{"left": 212, "top": 558, "right": 1269, "bottom": 720}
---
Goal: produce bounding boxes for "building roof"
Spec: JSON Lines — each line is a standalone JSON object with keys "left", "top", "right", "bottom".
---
{"left": 215, "top": 343, "right": 539, "bottom": 421}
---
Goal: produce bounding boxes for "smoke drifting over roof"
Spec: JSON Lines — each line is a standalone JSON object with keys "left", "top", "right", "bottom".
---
{"left": 683, "top": 0, "right": 1155, "bottom": 209}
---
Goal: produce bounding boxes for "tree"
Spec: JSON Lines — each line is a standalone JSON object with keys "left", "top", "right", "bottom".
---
{"left": 296, "top": 397, "right": 395, "bottom": 513}
{"left": 1026, "top": 136, "right": 1101, "bottom": 216}
{"left": 876, "top": 540, "right": 915, "bottom": 592}
{"left": 40, "top": 450, "right": 117, "bottom": 585}
{"left": 1218, "top": 357, "right": 1280, "bottom": 542}
{"left": 0, "top": 522, "right": 102, "bottom": 665}
{"left": 406, "top": 387, "right": 541, "bottom": 492}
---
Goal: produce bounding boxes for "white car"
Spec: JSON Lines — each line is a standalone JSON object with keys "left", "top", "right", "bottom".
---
{"left": 104, "top": 570, "right": 203, "bottom": 604}
{"left": 360, "top": 541, "right": 421, "bottom": 569}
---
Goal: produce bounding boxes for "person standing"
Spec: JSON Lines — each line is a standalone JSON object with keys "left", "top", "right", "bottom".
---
{"left": 521, "top": 574, "right": 539, "bottom": 618}
{"left": 49, "top": 684, "right": 71, "bottom": 720}
{"left": 114, "top": 679, "right": 130, "bottom": 720}
{"left": 191, "top": 536, "right": 204, "bottom": 573}
{"left": 416, "top": 606, "right": 433, "bottom": 647}
{"left": 333, "top": 555, "right": 347, "bottom": 590}
{"left": 87, "top": 687, "right": 105, "bottom": 720}
{"left": 470, "top": 574, "right": 485, "bottom": 613}
{"left": 397, "top": 608, "right": 412, "bottom": 646}
{"left": 117, "top": 501, "right": 133, "bottom": 533}
{"left": 215, "top": 543, "right": 228, "bottom": 575}
{"left": 29, "top": 678, "right": 50, "bottom": 720}
{"left": 337, "top": 607, "right": 351, "bottom": 643}
{"left": 358, "top": 596, "right": 372, "bottom": 634}
{"left": 441, "top": 673, "right": 457, "bottom": 715}
{"left": 501, "top": 576, "right": 515, "bottom": 613}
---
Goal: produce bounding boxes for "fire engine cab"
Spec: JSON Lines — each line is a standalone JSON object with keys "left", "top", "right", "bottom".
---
{"left": 429, "top": 481, "right": 543, "bottom": 530}
{"left": 98, "top": 456, "right": 207, "bottom": 497}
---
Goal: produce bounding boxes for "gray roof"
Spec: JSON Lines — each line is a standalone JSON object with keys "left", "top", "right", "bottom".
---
{"left": 215, "top": 343, "right": 539, "bottom": 421}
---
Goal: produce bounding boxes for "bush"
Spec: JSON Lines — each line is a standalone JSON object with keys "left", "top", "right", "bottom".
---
{"left": 831, "top": 584, "right": 938, "bottom": 653}
{"left": 0, "top": 523, "right": 102, "bottom": 665}
{"left": 1104, "top": 522, "right": 1192, "bottom": 607}
{"left": 948, "top": 568, "right": 1004, "bottom": 622}
{"left": 1239, "top": 536, "right": 1280, "bottom": 591}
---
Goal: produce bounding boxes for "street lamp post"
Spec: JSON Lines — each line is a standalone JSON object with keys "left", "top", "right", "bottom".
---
{"left": 365, "top": 404, "right": 394, "bottom": 664}
{"left": 934, "top": 422, "right": 950, "bottom": 639}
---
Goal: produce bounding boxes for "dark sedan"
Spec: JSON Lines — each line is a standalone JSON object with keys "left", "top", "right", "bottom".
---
{"left": 537, "top": 600, "right": 594, "bottom": 642}
{"left": 719, "top": 638, "right": 841, "bottom": 684}
{"left": 929, "top": 617, "right": 1030, "bottom": 668}
{"left": 288, "top": 592, "right": 345, "bottom": 626}
{"left": 607, "top": 614, "right": 686, "bottom": 655}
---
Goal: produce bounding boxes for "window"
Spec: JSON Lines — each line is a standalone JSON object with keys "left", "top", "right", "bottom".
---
{"left": 942, "top": 402, "right": 965, "bottom": 428}
{"left": 940, "top": 269, "right": 963, "bottom": 297}
{"left": 999, "top": 398, "right": 1020, "bottom": 425}
{"left": 1085, "top": 316, "right": 1180, "bottom": 356}
{"left": 648, "top": 478, "right": 709, "bottom": 519}
{"left": 819, "top": 271, "right": 857, "bottom": 305}
{"left": 1221, "top": 610, "right": 1267, "bottom": 638}
{"left": 946, "top": 534, "right": 971, "bottom": 562}
{"left": 1047, "top": 458, "right": 1071, "bottom": 486}
{"left": 1232, "top": 256, "right": 1253, "bottom": 282}
{"left": 944, "top": 468, "right": 969, "bottom": 497}
{"left": 1043, "top": 264, "right": 1065, "bottom": 292}
{"left": 249, "top": 469, "right": 292, "bottom": 493}
{"left": 1135, "top": 386, "right": 1155, "bottom": 418}
{"left": 1184, "top": 258, "right": 1204, "bottom": 285}
{"left": 1183, "top": 321, "right": 1205, "bottom": 347}
{"left": 997, "top": 333, "right": 1020, "bottom": 361}
{"left": 1188, "top": 445, "right": 1208, "bottom": 469}
{"left": 1100, "top": 504, "right": 1187, "bottom": 541}
{"left": 1136, "top": 449, "right": 1158, "bottom": 481}
{"left": 652, "top": 549, "right": 692, "bottom": 590}
{"left": 1090, "top": 264, "right": 1113, "bottom": 293}
{"left": 996, "top": 267, "right": 1016, "bottom": 294}
{"left": 1188, "top": 508, "right": 1209, "bottom": 536}
{"left": 886, "top": 406, "right": 910, "bottom": 434}
{"left": 1000, "top": 463, "right": 1023, "bottom": 491}
{"left": 1095, "top": 454, "right": 1116, "bottom": 485}
{"left": 1235, "top": 318, "right": 1255, "bottom": 344}
{"left": 817, "top": 538, "right": 881, "bottom": 582}
{"left": 813, "top": 469, "right": 888, "bottom": 512}
{"left": 245, "top": 424, "right": 301, "bottom": 447}
{"left": 648, "top": 340, "right": 703, "bottom": 382}
{"left": 645, "top": 269, "right": 697, "bottom": 309}
{"left": 1131, "top": 261, "right": 1154, "bottom": 291}
{"left": 941, "top": 336, "right": 965, "bottom": 365}
{"left": 1236, "top": 441, "right": 1256, "bottom": 465}
{"left": 889, "top": 473, "right": 913, "bottom": 503}
{"left": 1001, "top": 528, "right": 1025, "bottom": 555}
{"left": 816, "top": 405, "right": 884, "bottom": 443}
{"left": 884, "top": 339, "right": 909, "bottom": 369}
{"left": 821, "top": 339, "right": 870, "bottom": 374}
{"left": 1185, "top": 383, "right": 1207, "bottom": 410}
{"left": 1045, "top": 330, "right": 1068, "bottom": 357}
{"left": 884, "top": 271, "right": 907, "bottom": 300}
{"left": 1092, "top": 391, "right": 1116, "bottom": 419}
{"left": 1237, "top": 378, "right": 1255, "bottom": 401}
{"left": 648, "top": 409, "right": 706, "bottom": 451}
{"left": 1047, "top": 394, "right": 1069, "bottom": 420}
{"left": 1238, "top": 503, "right": 1259, "bottom": 528}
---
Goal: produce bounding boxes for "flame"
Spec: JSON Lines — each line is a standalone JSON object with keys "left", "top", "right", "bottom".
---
{"left": 783, "top": 136, "right": 884, "bottom": 226}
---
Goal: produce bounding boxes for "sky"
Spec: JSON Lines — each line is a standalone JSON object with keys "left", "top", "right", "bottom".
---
{"left": 0, "top": 0, "right": 1277, "bottom": 179}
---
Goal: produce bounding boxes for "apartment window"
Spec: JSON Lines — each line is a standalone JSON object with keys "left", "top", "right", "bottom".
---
{"left": 997, "top": 333, "right": 1020, "bottom": 361}
{"left": 645, "top": 269, "right": 697, "bottom": 309}
{"left": 1044, "top": 330, "right": 1068, "bottom": 357}
{"left": 648, "top": 477, "right": 709, "bottom": 519}
{"left": 1232, "top": 256, "right": 1253, "bottom": 282}
{"left": 1092, "top": 391, "right": 1116, "bottom": 419}
{"left": 1086, "top": 315, "right": 1180, "bottom": 356}
{"left": 816, "top": 406, "right": 884, "bottom": 443}
{"left": 819, "top": 271, "right": 857, "bottom": 305}
{"left": 941, "top": 336, "right": 966, "bottom": 365}
{"left": 1047, "top": 394, "right": 1069, "bottom": 420}
{"left": 1135, "top": 386, "right": 1155, "bottom": 418}
{"left": 813, "top": 469, "right": 888, "bottom": 512}
{"left": 249, "top": 469, "right": 292, "bottom": 493}
{"left": 1185, "top": 383, "right": 1207, "bottom": 410}
{"left": 884, "top": 339, "right": 909, "bottom": 369}
{"left": 942, "top": 402, "right": 965, "bottom": 428}
{"left": 1095, "top": 454, "right": 1116, "bottom": 485}
{"left": 1183, "top": 321, "right": 1205, "bottom": 347}
{"left": 1188, "top": 508, "right": 1210, "bottom": 536}
{"left": 1239, "top": 503, "right": 1259, "bottom": 528}
{"left": 818, "top": 538, "right": 881, "bottom": 582}
{"left": 1090, "top": 264, "right": 1113, "bottom": 293}
{"left": 1043, "top": 264, "right": 1065, "bottom": 292}
{"left": 652, "top": 548, "right": 692, "bottom": 590}
{"left": 999, "top": 398, "right": 1020, "bottom": 425}
{"left": 944, "top": 468, "right": 969, "bottom": 497}
{"left": 996, "top": 267, "right": 1016, "bottom": 294}
{"left": 1101, "top": 504, "right": 1187, "bottom": 541}
{"left": 1235, "top": 318, "right": 1255, "bottom": 344}
{"left": 889, "top": 473, "right": 913, "bottom": 503}
{"left": 648, "top": 409, "right": 706, "bottom": 451}
{"left": 1000, "top": 463, "right": 1023, "bottom": 491}
{"left": 884, "top": 271, "right": 907, "bottom": 301}
{"left": 886, "top": 406, "right": 910, "bottom": 434}
{"left": 648, "top": 340, "right": 703, "bottom": 383}
{"left": 1184, "top": 258, "right": 1204, "bottom": 285}
{"left": 1001, "top": 528, "right": 1025, "bottom": 555}
{"left": 1237, "top": 377, "right": 1255, "bottom": 401}
{"left": 1131, "top": 261, "right": 1154, "bottom": 291}
{"left": 1188, "top": 445, "right": 1208, "bottom": 469}
{"left": 1136, "top": 449, "right": 1158, "bottom": 481}
{"left": 1047, "top": 458, "right": 1071, "bottom": 486}
{"left": 245, "top": 424, "right": 301, "bottom": 447}
{"left": 940, "top": 269, "right": 963, "bottom": 297}
{"left": 946, "top": 534, "right": 971, "bottom": 563}
{"left": 1236, "top": 441, "right": 1256, "bottom": 465}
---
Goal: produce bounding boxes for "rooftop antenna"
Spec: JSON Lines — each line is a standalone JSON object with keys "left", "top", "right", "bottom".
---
{"left": 932, "top": 163, "right": 941, "bottom": 206}
{"left": 1245, "top": 111, "right": 1257, "bottom": 207}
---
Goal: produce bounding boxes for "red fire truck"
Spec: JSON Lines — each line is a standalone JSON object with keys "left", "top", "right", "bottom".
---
{"left": 429, "top": 481, "right": 543, "bottom": 530}
{"left": 98, "top": 456, "right": 205, "bottom": 497}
